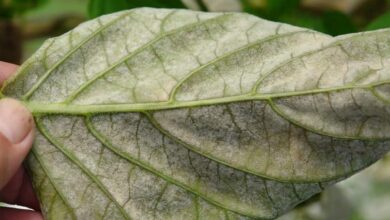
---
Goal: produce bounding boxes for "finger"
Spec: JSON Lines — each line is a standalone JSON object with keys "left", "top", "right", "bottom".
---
{"left": 0, "top": 98, "right": 34, "bottom": 189}
{"left": 0, "top": 167, "right": 40, "bottom": 211}
{"left": 0, "top": 207, "right": 43, "bottom": 220}
{"left": 0, "top": 61, "right": 18, "bottom": 85}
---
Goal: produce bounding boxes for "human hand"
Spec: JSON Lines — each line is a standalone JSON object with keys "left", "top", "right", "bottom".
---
{"left": 0, "top": 61, "right": 42, "bottom": 220}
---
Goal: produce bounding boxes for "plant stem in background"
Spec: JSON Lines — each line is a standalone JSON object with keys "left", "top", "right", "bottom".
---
{"left": 195, "top": 0, "right": 208, "bottom": 11}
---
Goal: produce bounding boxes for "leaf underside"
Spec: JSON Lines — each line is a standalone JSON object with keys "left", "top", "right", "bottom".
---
{"left": 2, "top": 8, "right": 390, "bottom": 220}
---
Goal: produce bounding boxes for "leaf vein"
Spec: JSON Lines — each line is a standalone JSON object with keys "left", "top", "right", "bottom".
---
{"left": 36, "top": 120, "right": 132, "bottom": 220}
{"left": 31, "top": 150, "right": 77, "bottom": 220}
{"left": 84, "top": 115, "right": 261, "bottom": 218}
{"left": 22, "top": 11, "right": 133, "bottom": 100}
{"left": 63, "top": 13, "right": 233, "bottom": 103}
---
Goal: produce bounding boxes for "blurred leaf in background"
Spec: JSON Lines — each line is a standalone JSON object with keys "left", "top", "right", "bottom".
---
{"left": 366, "top": 11, "right": 390, "bottom": 30}
{"left": 21, "top": 0, "right": 88, "bottom": 59}
{"left": 88, "top": 0, "right": 187, "bottom": 18}
{"left": 0, "top": 0, "right": 49, "bottom": 63}
{"left": 241, "top": 0, "right": 358, "bottom": 35}
{"left": 241, "top": 0, "right": 325, "bottom": 31}
{"left": 0, "top": 0, "right": 48, "bottom": 19}
{"left": 322, "top": 10, "right": 357, "bottom": 35}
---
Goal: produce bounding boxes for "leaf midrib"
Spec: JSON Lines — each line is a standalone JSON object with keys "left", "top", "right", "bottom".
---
{"left": 22, "top": 80, "right": 390, "bottom": 115}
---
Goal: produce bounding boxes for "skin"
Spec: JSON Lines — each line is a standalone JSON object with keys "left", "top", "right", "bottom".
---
{"left": 0, "top": 61, "right": 43, "bottom": 220}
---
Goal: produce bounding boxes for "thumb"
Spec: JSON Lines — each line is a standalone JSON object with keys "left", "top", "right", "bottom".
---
{"left": 0, "top": 98, "right": 34, "bottom": 189}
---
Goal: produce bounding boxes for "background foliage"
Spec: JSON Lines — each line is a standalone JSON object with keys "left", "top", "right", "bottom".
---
{"left": 1, "top": 0, "right": 390, "bottom": 219}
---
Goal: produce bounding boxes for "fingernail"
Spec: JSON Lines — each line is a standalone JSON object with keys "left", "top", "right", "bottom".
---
{"left": 0, "top": 98, "right": 33, "bottom": 144}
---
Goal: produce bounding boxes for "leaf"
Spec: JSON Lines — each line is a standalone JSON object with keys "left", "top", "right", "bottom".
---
{"left": 2, "top": 8, "right": 390, "bottom": 219}
{"left": 321, "top": 11, "right": 357, "bottom": 36}
{"left": 0, "top": 0, "right": 48, "bottom": 19}
{"left": 88, "top": 0, "right": 130, "bottom": 19}
{"left": 366, "top": 11, "right": 390, "bottom": 31}
{"left": 88, "top": 0, "right": 186, "bottom": 18}
{"left": 264, "top": 0, "right": 300, "bottom": 17}
{"left": 241, "top": 0, "right": 326, "bottom": 34}
{"left": 275, "top": 12, "right": 326, "bottom": 34}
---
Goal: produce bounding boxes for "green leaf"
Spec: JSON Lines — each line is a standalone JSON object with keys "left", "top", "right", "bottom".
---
{"left": 0, "top": 0, "right": 48, "bottom": 19}
{"left": 88, "top": 0, "right": 129, "bottom": 19}
{"left": 241, "top": 0, "right": 325, "bottom": 33}
{"left": 277, "top": 12, "right": 325, "bottom": 33}
{"left": 322, "top": 11, "right": 357, "bottom": 36}
{"left": 366, "top": 11, "right": 390, "bottom": 31}
{"left": 2, "top": 8, "right": 390, "bottom": 219}
{"left": 88, "top": 0, "right": 186, "bottom": 18}
{"left": 266, "top": 0, "right": 300, "bottom": 17}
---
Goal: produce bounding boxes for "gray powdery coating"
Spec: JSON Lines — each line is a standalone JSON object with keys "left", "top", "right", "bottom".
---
{"left": 2, "top": 8, "right": 390, "bottom": 220}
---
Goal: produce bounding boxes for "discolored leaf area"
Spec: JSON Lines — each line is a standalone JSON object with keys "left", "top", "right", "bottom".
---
{"left": 2, "top": 8, "right": 390, "bottom": 220}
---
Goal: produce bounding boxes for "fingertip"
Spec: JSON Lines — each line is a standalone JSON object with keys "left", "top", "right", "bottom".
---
{"left": 0, "top": 98, "right": 34, "bottom": 189}
{"left": 0, "top": 98, "right": 34, "bottom": 144}
{"left": 0, "top": 132, "right": 13, "bottom": 188}
{"left": 0, "top": 61, "right": 18, "bottom": 85}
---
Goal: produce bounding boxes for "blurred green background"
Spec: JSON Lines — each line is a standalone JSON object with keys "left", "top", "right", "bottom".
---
{"left": 3, "top": 0, "right": 390, "bottom": 64}
{"left": 1, "top": 0, "right": 390, "bottom": 219}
